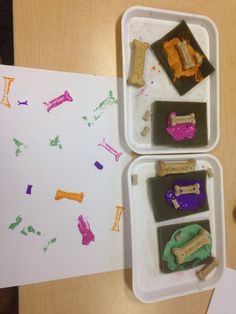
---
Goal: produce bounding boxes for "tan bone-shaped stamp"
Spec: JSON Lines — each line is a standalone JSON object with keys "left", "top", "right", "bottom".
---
{"left": 175, "top": 40, "right": 195, "bottom": 70}
{"left": 196, "top": 257, "right": 218, "bottom": 281}
{"left": 157, "top": 159, "right": 196, "bottom": 177}
{"left": 128, "top": 39, "right": 150, "bottom": 87}
{"left": 169, "top": 113, "right": 196, "bottom": 127}
{"left": 174, "top": 183, "right": 200, "bottom": 196}
{"left": 172, "top": 229, "right": 210, "bottom": 264}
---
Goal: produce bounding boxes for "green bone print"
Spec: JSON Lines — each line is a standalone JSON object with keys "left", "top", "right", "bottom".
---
{"left": 49, "top": 135, "right": 63, "bottom": 149}
{"left": 43, "top": 238, "right": 57, "bottom": 253}
{"left": 82, "top": 90, "right": 118, "bottom": 127}
{"left": 8, "top": 215, "right": 22, "bottom": 230}
{"left": 13, "top": 138, "right": 26, "bottom": 156}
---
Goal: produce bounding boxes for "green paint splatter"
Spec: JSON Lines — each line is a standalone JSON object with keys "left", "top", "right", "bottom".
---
{"left": 49, "top": 135, "right": 63, "bottom": 149}
{"left": 27, "top": 226, "right": 36, "bottom": 234}
{"left": 20, "top": 227, "right": 28, "bottom": 236}
{"left": 43, "top": 238, "right": 57, "bottom": 253}
{"left": 82, "top": 90, "right": 118, "bottom": 127}
{"left": 8, "top": 215, "right": 22, "bottom": 230}
{"left": 13, "top": 138, "right": 26, "bottom": 156}
{"left": 15, "top": 147, "right": 22, "bottom": 156}
{"left": 13, "top": 138, "right": 24, "bottom": 146}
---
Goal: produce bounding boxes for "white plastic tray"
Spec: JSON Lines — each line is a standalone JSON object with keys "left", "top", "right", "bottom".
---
{"left": 121, "top": 6, "right": 220, "bottom": 154}
{"left": 127, "top": 154, "right": 225, "bottom": 303}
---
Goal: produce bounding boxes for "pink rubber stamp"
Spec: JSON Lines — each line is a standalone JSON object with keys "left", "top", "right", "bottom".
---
{"left": 98, "top": 138, "right": 123, "bottom": 161}
{"left": 166, "top": 112, "right": 196, "bottom": 141}
{"left": 77, "top": 215, "right": 95, "bottom": 246}
{"left": 44, "top": 91, "right": 73, "bottom": 112}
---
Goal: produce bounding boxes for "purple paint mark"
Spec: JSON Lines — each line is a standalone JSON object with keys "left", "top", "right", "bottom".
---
{"left": 17, "top": 100, "right": 28, "bottom": 106}
{"left": 44, "top": 91, "right": 73, "bottom": 112}
{"left": 26, "top": 184, "right": 33, "bottom": 195}
{"left": 98, "top": 138, "right": 122, "bottom": 161}
{"left": 77, "top": 215, "right": 95, "bottom": 245}
{"left": 166, "top": 179, "right": 205, "bottom": 211}
{"left": 166, "top": 112, "right": 196, "bottom": 141}
{"left": 136, "top": 88, "right": 148, "bottom": 97}
{"left": 94, "top": 161, "right": 103, "bottom": 170}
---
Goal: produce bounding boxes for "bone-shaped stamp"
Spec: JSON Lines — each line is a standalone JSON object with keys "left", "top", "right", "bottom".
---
{"left": 111, "top": 205, "right": 124, "bottom": 232}
{"left": 171, "top": 198, "right": 180, "bottom": 209}
{"left": 175, "top": 40, "right": 195, "bottom": 70}
{"left": 128, "top": 39, "right": 150, "bottom": 87}
{"left": 193, "top": 52, "right": 203, "bottom": 65}
{"left": 196, "top": 257, "right": 218, "bottom": 281}
{"left": 175, "top": 232, "right": 183, "bottom": 241}
{"left": 207, "top": 168, "right": 214, "bottom": 178}
{"left": 172, "top": 229, "right": 210, "bottom": 264}
{"left": 157, "top": 159, "right": 196, "bottom": 177}
{"left": 174, "top": 183, "right": 200, "bottom": 196}
{"left": 44, "top": 90, "right": 73, "bottom": 112}
{"left": 141, "top": 126, "right": 150, "bottom": 137}
{"left": 143, "top": 110, "right": 152, "bottom": 121}
{"left": 169, "top": 112, "right": 196, "bottom": 127}
{"left": 0, "top": 76, "right": 14, "bottom": 108}
{"left": 98, "top": 138, "right": 122, "bottom": 161}
{"left": 55, "top": 189, "right": 84, "bottom": 203}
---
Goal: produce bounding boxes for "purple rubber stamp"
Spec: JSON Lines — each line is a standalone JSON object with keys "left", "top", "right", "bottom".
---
{"left": 44, "top": 91, "right": 73, "bottom": 112}
{"left": 166, "top": 179, "right": 205, "bottom": 211}
{"left": 166, "top": 112, "right": 196, "bottom": 141}
{"left": 26, "top": 184, "right": 33, "bottom": 195}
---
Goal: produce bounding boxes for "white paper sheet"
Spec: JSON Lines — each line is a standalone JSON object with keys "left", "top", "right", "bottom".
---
{"left": 0, "top": 65, "right": 132, "bottom": 287}
{"left": 207, "top": 268, "right": 236, "bottom": 314}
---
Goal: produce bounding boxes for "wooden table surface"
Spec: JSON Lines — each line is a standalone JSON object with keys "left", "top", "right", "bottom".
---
{"left": 14, "top": 0, "right": 236, "bottom": 313}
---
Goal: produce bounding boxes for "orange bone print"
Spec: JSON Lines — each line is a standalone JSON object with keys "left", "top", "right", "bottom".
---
{"left": 0, "top": 77, "right": 15, "bottom": 108}
{"left": 111, "top": 205, "right": 124, "bottom": 232}
{"left": 55, "top": 189, "right": 84, "bottom": 203}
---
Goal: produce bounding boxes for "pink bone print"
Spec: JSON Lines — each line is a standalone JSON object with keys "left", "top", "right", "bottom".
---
{"left": 98, "top": 138, "right": 123, "bottom": 161}
{"left": 44, "top": 91, "right": 73, "bottom": 112}
{"left": 77, "top": 215, "right": 95, "bottom": 246}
